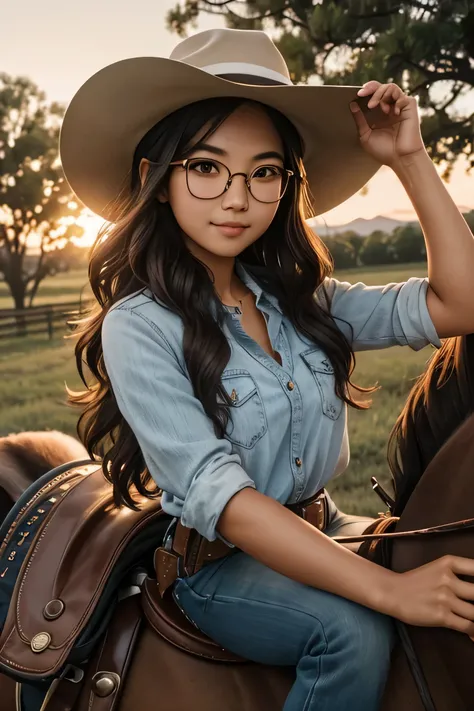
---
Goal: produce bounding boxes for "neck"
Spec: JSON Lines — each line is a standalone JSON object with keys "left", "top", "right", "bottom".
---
{"left": 184, "top": 238, "right": 248, "bottom": 304}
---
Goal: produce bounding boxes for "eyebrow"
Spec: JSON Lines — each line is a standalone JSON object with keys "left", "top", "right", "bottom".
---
{"left": 192, "top": 142, "right": 284, "bottom": 163}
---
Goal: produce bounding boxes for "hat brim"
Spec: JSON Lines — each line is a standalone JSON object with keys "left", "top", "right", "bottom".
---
{"left": 59, "top": 56, "right": 382, "bottom": 221}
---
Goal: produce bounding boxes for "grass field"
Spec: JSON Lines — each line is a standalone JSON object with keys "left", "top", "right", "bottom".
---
{"left": 0, "top": 261, "right": 435, "bottom": 516}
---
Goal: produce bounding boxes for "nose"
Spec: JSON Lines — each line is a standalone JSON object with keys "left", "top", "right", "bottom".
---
{"left": 220, "top": 174, "right": 249, "bottom": 211}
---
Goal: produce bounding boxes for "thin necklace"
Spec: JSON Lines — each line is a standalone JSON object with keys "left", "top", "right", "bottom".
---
{"left": 221, "top": 289, "right": 252, "bottom": 315}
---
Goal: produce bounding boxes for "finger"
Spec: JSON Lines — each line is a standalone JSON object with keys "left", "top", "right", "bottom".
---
{"left": 370, "top": 84, "right": 402, "bottom": 110}
{"left": 450, "top": 596, "right": 474, "bottom": 623}
{"left": 383, "top": 87, "right": 404, "bottom": 114}
{"left": 357, "top": 80, "right": 382, "bottom": 96}
{"left": 366, "top": 84, "right": 389, "bottom": 109}
{"left": 349, "top": 101, "right": 371, "bottom": 135}
{"left": 444, "top": 612, "right": 474, "bottom": 636}
{"left": 449, "top": 556, "right": 474, "bottom": 578}
{"left": 451, "top": 577, "right": 474, "bottom": 601}
{"left": 393, "top": 95, "right": 411, "bottom": 116}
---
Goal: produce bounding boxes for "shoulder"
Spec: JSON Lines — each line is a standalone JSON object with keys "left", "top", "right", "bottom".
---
{"left": 103, "top": 287, "right": 185, "bottom": 360}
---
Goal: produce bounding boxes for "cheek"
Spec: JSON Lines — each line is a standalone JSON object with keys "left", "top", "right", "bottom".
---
{"left": 168, "top": 176, "right": 208, "bottom": 231}
{"left": 259, "top": 203, "right": 280, "bottom": 230}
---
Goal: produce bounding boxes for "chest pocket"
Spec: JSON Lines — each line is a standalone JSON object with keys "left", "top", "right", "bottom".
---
{"left": 220, "top": 370, "right": 268, "bottom": 449}
{"left": 300, "top": 348, "right": 343, "bottom": 421}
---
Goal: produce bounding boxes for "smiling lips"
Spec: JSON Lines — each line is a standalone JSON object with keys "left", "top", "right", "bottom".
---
{"left": 212, "top": 222, "right": 249, "bottom": 237}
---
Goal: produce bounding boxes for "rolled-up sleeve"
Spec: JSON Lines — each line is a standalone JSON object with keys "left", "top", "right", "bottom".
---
{"left": 101, "top": 306, "right": 256, "bottom": 544}
{"left": 317, "top": 276, "right": 442, "bottom": 352}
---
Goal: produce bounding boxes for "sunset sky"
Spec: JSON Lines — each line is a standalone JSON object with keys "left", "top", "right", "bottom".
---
{"left": 2, "top": 0, "right": 473, "bottom": 245}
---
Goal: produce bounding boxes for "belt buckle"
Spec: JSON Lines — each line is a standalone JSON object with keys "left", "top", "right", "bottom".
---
{"left": 163, "top": 517, "right": 178, "bottom": 551}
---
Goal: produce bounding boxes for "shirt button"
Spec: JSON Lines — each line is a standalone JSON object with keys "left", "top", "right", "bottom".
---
{"left": 295, "top": 457, "right": 302, "bottom": 467}
{"left": 287, "top": 381, "right": 294, "bottom": 391}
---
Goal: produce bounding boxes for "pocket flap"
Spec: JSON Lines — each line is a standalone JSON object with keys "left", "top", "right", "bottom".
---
{"left": 221, "top": 371, "right": 258, "bottom": 407}
{"left": 300, "top": 349, "right": 334, "bottom": 374}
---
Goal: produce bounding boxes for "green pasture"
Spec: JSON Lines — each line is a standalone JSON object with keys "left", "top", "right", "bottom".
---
{"left": 0, "top": 262, "right": 434, "bottom": 516}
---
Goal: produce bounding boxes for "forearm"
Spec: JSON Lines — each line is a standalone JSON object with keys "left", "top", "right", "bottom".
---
{"left": 217, "top": 487, "right": 398, "bottom": 616}
{"left": 392, "top": 149, "right": 474, "bottom": 310}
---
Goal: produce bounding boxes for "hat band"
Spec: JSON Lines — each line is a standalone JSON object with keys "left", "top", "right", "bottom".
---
{"left": 201, "top": 62, "right": 292, "bottom": 86}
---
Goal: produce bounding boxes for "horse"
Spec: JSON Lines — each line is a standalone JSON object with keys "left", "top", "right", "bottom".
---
{"left": 0, "top": 334, "right": 473, "bottom": 711}
{"left": 0, "top": 430, "right": 88, "bottom": 522}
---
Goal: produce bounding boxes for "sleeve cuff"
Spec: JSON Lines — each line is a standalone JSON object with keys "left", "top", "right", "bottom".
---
{"left": 181, "top": 462, "right": 256, "bottom": 544}
{"left": 411, "top": 278, "right": 442, "bottom": 351}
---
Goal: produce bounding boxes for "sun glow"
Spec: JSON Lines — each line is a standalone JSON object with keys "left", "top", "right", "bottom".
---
{"left": 74, "top": 210, "right": 108, "bottom": 248}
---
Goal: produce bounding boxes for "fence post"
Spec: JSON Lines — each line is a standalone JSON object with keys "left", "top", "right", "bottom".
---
{"left": 47, "top": 306, "right": 53, "bottom": 340}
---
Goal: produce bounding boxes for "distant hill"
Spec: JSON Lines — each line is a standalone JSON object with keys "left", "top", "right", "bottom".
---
{"left": 309, "top": 215, "right": 416, "bottom": 238}
{"left": 309, "top": 206, "right": 473, "bottom": 238}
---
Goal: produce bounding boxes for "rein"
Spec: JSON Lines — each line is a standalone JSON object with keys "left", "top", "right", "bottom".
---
{"left": 332, "top": 515, "right": 474, "bottom": 545}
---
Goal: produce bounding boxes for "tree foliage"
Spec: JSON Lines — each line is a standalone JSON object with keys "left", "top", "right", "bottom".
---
{"left": 167, "top": 0, "right": 474, "bottom": 179}
{"left": 0, "top": 74, "right": 83, "bottom": 310}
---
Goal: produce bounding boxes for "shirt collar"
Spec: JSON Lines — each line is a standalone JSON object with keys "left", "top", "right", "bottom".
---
{"left": 235, "top": 260, "right": 283, "bottom": 315}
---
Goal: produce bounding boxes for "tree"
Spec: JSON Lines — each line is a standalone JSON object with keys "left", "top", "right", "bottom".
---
{"left": 359, "top": 229, "right": 395, "bottom": 265}
{"left": 389, "top": 223, "right": 426, "bottom": 263}
{"left": 168, "top": 1, "right": 474, "bottom": 180}
{"left": 337, "top": 229, "right": 364, "bottom": 265}
{"left": 324, "top": 236, "right": 357, "bottom": 268}
{"left": 0, "top": 74, "right": 84, "bottom": 312}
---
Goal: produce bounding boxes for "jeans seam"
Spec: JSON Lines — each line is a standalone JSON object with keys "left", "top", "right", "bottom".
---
{"left": 302, "top": 653, "right": 322, "bottom": 711}
{"left": 210, "top": 593, "right": 329, "bottom": 651}
{"left": 179, "top": 582, "right": 330, "bottom": 644}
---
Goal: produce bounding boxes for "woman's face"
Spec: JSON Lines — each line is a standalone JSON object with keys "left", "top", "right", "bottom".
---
{"left": 166, "top": 103, "right": 285, "bottom": 259}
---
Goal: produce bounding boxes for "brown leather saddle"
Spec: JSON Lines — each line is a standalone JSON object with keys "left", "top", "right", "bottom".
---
{"left": 4, "top": 425, "right": 474, "bottom": 711}
{"left": 0, "top": 462, "right": 299, "bottom": 710}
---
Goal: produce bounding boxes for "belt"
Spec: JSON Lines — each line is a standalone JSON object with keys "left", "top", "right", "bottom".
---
{"left": 155, "top": 487, "right": 328, "bottom": 598}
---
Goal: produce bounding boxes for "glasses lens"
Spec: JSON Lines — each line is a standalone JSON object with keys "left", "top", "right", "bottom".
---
{"left": 187, "top": 159, "right": 228, "bottom": 199}
{"left": 249, "top": 166, "right": 287, "bottom": 203}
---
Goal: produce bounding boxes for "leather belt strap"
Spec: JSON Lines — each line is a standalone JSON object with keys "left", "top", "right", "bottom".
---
{"left": 155, "top": 488, "right": 328, "bottom": 597}
{"left": 43, "top": 595, "right": 142, "bottom": 711}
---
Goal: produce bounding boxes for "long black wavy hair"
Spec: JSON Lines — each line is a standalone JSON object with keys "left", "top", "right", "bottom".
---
{"left": 66, "top": 96, "right": 377, "bottom": 509}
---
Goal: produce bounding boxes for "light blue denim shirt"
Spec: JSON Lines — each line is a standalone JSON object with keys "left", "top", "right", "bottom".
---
{"left": 101, "top": 261, "right": 441, "bottom": 546}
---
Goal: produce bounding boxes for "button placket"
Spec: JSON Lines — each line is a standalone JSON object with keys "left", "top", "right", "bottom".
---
{"left": 286, "top": 380, "right": 304, "bottom": 499}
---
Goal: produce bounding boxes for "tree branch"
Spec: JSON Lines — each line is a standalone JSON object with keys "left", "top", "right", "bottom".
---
{"left": 202, "top": 0, "right": 240, "bottom": 6}
{"left": 438, "top": 83, "right": 465, "bottom": 112}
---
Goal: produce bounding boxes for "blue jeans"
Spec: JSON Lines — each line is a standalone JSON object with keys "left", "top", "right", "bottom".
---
{"left": 172, "top": 492, "right": 396, "bottom": 711}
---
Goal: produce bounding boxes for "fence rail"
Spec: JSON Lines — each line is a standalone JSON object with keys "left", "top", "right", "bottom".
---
{"left": 0, "top": 300, "right": 95, "bottom": 340}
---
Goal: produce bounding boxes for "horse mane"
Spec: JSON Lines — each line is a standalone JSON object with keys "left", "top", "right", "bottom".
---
{"left": 387, "top": 333, "right": 474, "bottom": 516}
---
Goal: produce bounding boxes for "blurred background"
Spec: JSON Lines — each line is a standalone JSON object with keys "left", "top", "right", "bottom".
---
{"left": 1, "top": 0, "right": 473, "bottom": 513}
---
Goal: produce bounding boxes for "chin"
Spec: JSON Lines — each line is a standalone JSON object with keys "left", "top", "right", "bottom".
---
{"left": 199, "top": 239, "right": 249, "bottom": 258}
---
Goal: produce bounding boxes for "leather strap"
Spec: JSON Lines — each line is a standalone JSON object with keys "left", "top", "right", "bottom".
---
{"left": 155, "top": 488, "right": 327, "bottom": 597}
{"left": 82, "top": 594, "right": 142, "bottom": 711}
{"left": 42, "top": 595, "right": 141, "bottom": 711}
{"left": 331, "top": 514, "right": 474, "bottom": 544}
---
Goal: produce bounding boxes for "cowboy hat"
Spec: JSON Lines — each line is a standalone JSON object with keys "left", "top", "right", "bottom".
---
{"left": 59, "top": 27, "right": 382, "bottom": 221}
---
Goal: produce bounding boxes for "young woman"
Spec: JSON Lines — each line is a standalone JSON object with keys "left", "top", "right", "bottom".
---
{"left": 63, "top": 28, "right": 474, "bottom": 711}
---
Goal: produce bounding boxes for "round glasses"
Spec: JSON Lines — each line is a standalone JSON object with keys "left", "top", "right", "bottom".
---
{"left": 169, "top": 157, "right": 294, "bottom": 203}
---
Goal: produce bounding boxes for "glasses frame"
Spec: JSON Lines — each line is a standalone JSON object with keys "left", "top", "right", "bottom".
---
{"left": 169, "top": 157, "right": 295, "bottom": 204}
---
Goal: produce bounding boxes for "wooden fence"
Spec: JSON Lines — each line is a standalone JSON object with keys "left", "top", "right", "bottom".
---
{"left": 0, "top": 300, "right": 95, "bottom": 341}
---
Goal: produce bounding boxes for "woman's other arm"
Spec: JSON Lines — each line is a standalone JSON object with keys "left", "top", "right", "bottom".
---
{"left": 218, "top": 487, "right": 474, "bottom": 638}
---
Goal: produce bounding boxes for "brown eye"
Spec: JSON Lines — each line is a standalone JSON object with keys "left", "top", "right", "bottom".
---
{"left": 253, "top": 165, "right": 282, "bottom": 180}
{"left": 189, "top": 160, "right": 219, "bottom": 175}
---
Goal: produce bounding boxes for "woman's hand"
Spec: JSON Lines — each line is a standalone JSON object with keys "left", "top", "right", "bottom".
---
{"left": 349, "top": 80, "right": 427, "bottom": 168}
{"left": 388, "top": 555, "right": 474, "bottom": 641}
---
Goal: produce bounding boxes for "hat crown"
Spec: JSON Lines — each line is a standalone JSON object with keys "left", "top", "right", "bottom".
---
{"left": 169, "top": 28, "right": 292, "bottom": 86}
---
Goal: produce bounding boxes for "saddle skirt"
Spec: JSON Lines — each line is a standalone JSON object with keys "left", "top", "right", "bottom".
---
{"left": 0, "top": 460, "right": 168, "bottom": 683}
